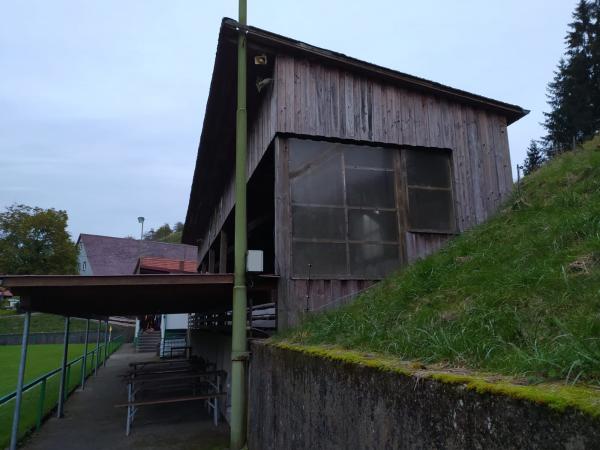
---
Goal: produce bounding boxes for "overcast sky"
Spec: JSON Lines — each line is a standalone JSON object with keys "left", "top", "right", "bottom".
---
{"left": 0, "top": 1, "right": 577, "bottom": 240}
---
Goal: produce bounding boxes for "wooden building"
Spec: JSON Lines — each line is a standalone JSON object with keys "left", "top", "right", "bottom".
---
{"left": 183, "top": 19, "right": 528, "bottom": 329}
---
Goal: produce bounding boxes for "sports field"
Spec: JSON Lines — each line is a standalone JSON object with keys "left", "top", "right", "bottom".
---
{"left": 0, "top": 343, "right": 100, "bottom": 447}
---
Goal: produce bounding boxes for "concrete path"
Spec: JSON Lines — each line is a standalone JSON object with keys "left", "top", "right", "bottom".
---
{"left": 21, "top": 344, "right": 229, "bottom": 450}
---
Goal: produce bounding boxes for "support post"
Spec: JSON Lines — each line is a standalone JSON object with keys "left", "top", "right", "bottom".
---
{"left": 10, "top": 311, "right": 31, "bottom": 450}
{"left": 103, "top": 320, "right": 109, "bottom": 366}
{"left": 94, "top": 320, "right": 100, "bottom": 375}
{"left": 57, "top": 316, "right": 70, "bottom": 418}
{"left": 219, "top": 231, "right": 228, "bottom": 273}
{"left": 36, "top": 378, "right": 46, "bottom": 431}
{"left": 230, "top": 1, "right": 248, "bottom": 449}
{"left": 81, "top": 319, "right": 90, "bottom": 389}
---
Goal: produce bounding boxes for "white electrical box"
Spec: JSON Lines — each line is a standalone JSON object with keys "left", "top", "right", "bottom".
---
{"left": 246, "top": 250, "right": 264, "bottom": 273}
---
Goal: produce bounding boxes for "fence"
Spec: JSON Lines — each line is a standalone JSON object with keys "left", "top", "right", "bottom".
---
{"left": 0, "top": 331, "right": 110, "bottom": 346}
{"left": 0, "top": 335, "right": 123, "bottom": 448}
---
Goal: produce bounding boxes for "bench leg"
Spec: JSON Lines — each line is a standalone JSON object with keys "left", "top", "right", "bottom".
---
{"left": 126, "top": 382, "right": 132, "bottom": 436}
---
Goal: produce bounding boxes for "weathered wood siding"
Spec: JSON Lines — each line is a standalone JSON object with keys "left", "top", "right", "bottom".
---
{"left": 197, "top": 53, "right": 514, "bottom": 326}
{"left": 273, "top": 55, "right": 513, "bottom": 326}
{"left": 197, "top": 85, "right": 277, "bottom": 261}
{"left": 274, "top": 55, "right": 512, "bottom": 233}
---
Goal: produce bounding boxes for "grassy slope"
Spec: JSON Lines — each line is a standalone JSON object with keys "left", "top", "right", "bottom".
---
{"left": 0, "top": 314, "right": 89, "bottom": 334}
{"left": 283, "top": 137, "right": 600, "bottom": 386}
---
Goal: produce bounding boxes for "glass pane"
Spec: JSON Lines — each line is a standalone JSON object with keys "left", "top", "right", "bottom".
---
{"left": 290, "top": 153, "right": 344, "bottom": 206}
{"left": 349, "top": 244, "right": 399, "bottom": 278}
{"left": 407, "top": 188, "right": 454, "bottom": 231}
{"left": 289, "top": 138, "right": 339, "bottom": 172}
{"left": 348, "top": 209, "right": 398, "bottom": 242}
{"left": 293, "top": 206, "right": 346, "bottom": 240}
{"left": 292, "top": 242, "right": 347, "bottom": 277}
{"left": 344, "top": 145, "right": 394, "bottom": 169}
{"left": 406, "top": 149, "right": 451, "bottom": 188}
{"left": 346, "top": 168, "right": 396, "bottom": 208}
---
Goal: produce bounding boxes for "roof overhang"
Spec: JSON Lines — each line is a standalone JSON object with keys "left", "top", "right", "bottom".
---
{"left": 0, "top": 274, "right": 275, "bottom": 317}
{"left": 222, "top": 19, "right": 529, "bottom": 125}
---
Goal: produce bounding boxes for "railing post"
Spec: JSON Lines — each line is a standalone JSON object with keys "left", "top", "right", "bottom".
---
{"left": 103, "top": 320, "right": 109, "bottom": 366}
{"left": 95, "top": 320, "right": 100, "bottom": 375}
{"left": 57, "top": 316, "right": 70, "bottom": 418}
{"left": 36, "top": 377, "right": 47, "bottom": 431}
{"left": 65, "top": 365, "right": 71, "bottom": 400}
{"left": 10, "top": 311, "right": 31, "bottom": 450}
{"left": 81, "top": 318, "right": 90, "bottom": 389}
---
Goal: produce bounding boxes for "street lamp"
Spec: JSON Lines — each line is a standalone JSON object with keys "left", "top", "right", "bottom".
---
{"left": 137, "top": 216, "right": 145, "bottom": 240}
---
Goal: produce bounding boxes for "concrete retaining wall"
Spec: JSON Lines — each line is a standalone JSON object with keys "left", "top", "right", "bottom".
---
{"left": 249, "top": 342, "right": 600, "bottom": 450}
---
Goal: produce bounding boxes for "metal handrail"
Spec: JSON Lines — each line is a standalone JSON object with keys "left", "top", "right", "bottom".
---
{"left": 0, "top": 335, "right": 124, "bottom": 406}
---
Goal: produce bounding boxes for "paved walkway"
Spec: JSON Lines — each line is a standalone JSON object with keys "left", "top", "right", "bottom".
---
{"left": 21, "top": 344, "right": 229, "bottom": 450}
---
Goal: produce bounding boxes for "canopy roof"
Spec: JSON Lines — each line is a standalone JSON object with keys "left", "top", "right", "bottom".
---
{"left": 0, "top": 274, "right": 275, "bottom": 317}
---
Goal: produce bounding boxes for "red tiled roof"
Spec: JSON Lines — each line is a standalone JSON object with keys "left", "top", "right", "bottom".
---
{"left": 136, "top": 257, "right": 198, "bottom": 274}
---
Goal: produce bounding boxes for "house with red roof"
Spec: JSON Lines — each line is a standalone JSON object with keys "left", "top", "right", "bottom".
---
{"left": 76, "top": 234, "right": 198, "bottom": 355}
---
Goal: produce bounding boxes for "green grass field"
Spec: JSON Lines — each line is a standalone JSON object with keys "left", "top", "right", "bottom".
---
{"left": 0, "top": 342, "right": 116, "bottom": 448}
{"left": 282, "top": 137, "right": 600, "bottom": 386}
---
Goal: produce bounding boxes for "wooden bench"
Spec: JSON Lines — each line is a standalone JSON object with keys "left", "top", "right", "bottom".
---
{"left": 118, "top": 368, "right": 226, "bottom": 435}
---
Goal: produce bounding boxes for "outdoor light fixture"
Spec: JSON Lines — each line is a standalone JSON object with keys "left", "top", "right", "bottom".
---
{"left": 254, "top": 54, "right": 267, "bottom": 65}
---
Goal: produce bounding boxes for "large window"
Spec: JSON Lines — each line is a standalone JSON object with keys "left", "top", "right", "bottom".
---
{"left": 404, "top": 149, "right": 455, "bottom": 233}
{"left": 289, "top": 139, "right": 401, "bottom": 278}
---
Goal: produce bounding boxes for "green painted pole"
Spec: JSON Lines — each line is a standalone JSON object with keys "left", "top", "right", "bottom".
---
{"left": 81, "top": 319, "right": 90, "bottom": 389}
{"left": 36, "top": 378, "right": 46, "bottom": 430}
{"left": 10, "top": 311, "right": 31, "bottom": 450}
{"left": 57, "top": 316, "right": 70, "bottom": 418}
{"left": 103, "top": 320, "right": 109, "bottom": 366}
{"left": 94, "top": 320, "right": 100, "bottom": 375}
{"left": 65, "top": 365, "right": 71, "bottom": 401}
{"left": 230, "top": 1, "right": 248, "bottom": 449}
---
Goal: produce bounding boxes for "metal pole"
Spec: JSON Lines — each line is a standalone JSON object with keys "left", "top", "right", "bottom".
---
{"left": 57, "top": 316, "right": 70, "bottom": 418}
{"left": 10, "top": 311, "right": 31, "bottom": 450}
{"left": 230, "top": 1, "right": 248, "bottom": 449}
{"left": 94, "top": 320, "right": 100, "bottom": 376}
{"left": 81, "top": 319, "right": 90, "bottom": 389}
{"left": 103, "top": 320, "right": 109, "bottom": 366}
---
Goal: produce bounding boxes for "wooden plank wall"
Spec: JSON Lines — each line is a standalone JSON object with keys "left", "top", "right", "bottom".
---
{"left": 274, "top": 55, "right": 512, "bottom": 252}
{"left": 196, "top": 53, "right": 514, "bottom": 326}
{"left": 197, "top": 85, "right": 278, "bottom": 262}
{"left": 273, "top": 55, "right": 514, "bottom": 326}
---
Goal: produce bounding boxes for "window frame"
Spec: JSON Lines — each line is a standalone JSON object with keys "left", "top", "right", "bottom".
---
{"left": 402, "top": 147, "right": 457, "bottom": 235}
{"left": 288, "top": 137, "right": 403, "bottom": 279}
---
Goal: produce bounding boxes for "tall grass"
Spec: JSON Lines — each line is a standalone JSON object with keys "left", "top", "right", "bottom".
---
{"left": 283, "top": 137, "right": 600, "bottom": 385}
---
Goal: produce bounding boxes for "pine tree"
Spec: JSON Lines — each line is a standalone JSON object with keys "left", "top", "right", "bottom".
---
{"left": 544, "top": 0, "right": 598, "bottom": 153}
{"left": 523, "top": 141, "right": 545, "bottom": 176}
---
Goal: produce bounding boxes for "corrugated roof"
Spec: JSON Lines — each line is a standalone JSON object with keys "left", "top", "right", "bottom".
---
{"left": 77, "top": 234, "right": 197, "bottom": 276}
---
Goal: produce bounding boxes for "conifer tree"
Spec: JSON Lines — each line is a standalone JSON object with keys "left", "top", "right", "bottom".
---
{"left": 544, "top": 0, "right": 599, "bottom": 153}
{"left": 523, "top": 141, "right": 545, "bottom": 176}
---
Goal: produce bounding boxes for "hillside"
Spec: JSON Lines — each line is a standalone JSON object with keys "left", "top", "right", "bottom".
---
{"left": 283, "top": 137, "right": 600, "bottom": 386}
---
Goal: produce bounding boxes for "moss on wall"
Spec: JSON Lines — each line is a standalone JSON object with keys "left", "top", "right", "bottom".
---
{"left": 273, "top": 341, "right": 600, "bottom": 418}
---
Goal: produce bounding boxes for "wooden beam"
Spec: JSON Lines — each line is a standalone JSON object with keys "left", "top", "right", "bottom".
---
{"left": 0, "top": 273, "right": 234, "bottom": 288}
{"left": 208, "top": 249, "right": 215, "bottom": 273}
{"left": 219, "top": 231, "right": 228, "bottom": 273}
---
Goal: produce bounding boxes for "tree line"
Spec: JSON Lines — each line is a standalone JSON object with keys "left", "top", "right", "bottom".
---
{"left": 142, "top": 221, "right": 184, "bottom": 243}
{"left": 524, "top": 0, "right": 600, "bottom": 175}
